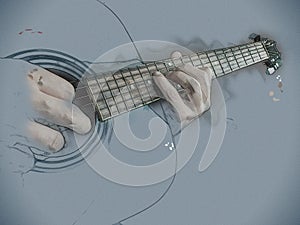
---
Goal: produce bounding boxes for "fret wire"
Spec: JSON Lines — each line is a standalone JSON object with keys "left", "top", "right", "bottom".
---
{"left": 213, "top": 50, "right": 225, "bottom": 75}
{"left": 90, "top": 45, "right": 265, "bottom": 96}
{"left": 196, "top": 53, "right": 205, "bottom": 68}
{"left": 205, "top": 51, "right": 218, "bottom": 78}
{"left": 254, "top": 44, "right": 262, "bottom": 60}
{"left": 222, "top": 48, "right": 233, "bottom": 72}
{"left": 246, "top": 44, "right": 255, "bottom": 63}
{"left": 89, "top": 76, "right": 112, "bottom": 118}
{"left": 257, "top": 48, "right": 266, "bottom": 54}
{"left": 153, "top": 61, "right": 159, "bottom": 72}
{"left": 162, "top": 61, "right": 170, "bottom": 73}
{"left": 230, "top": 47, "right": 240, "bottom": 69}
{"left": 188, "top": 55, "right": 195, "bottom": 66}
{"left": 128, "top": 68, "right": 146, "bottom": 105}
{"left": 131, "top": 72, "right": 152, "bottom": 99}
{"left": 208, "top": 51, "right": 220, "bottom": 76}
{"left": 146, "top": 62, "right": 157, "bottom": 72}
{"left": 191, "top": 54, "right": 202, "bottom": 67}
{"left": 84, "top": 41, "right": 270, "bottom": 116}
{"left": 82, "top": 50, "right": 267, "bottom": 109}
{"left": 103, "top": 75, "right": 120, "bottom": 114}
{"left": 120, "top": 69, "right": 137, "bottom": 108}
{"left": 179, "top": 57, "right": 185, "bottom": 68}
{"left": 169, "top": 58, "right": 175, "bottom": 69}
{"left": 249, "top": 49, "right": 260, "bottom": 61}
{"left": 237, "top": 45, "right": 247, "bottom": 66}
{"left": 136, "top": 65, "right": 153, "bottom": 101}
{"left": 145, "top": 63, "right": 161, "bottom": 100}
{"left": 112, "top": 72, "right": 129, "bottom": 112}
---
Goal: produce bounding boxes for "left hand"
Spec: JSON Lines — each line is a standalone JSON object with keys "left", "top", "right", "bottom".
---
{"left": 152, "top": 51, "right": 213, "bottom": 126}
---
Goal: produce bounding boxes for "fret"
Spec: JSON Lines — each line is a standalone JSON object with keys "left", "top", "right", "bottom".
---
{"left": 146, "top": 62, "right": 157, "bottom": 72}
{"left": 254, "top": 45, "right": 263, "bottom": 60}
{"left": 214, "top": 50, "right": 226, "bottom": 75}
{"left": 221, "top": 49, "right": 233, "bottom": 73}
{"left": 236, "top": 48, "right": 247, "bottom": 67}
{"left": 87, "top": 77, "right": 112, "bottom": 119}
{"left": 114, "top": 72, "right": 126, "bottom": 88}
{"left": 103, "top": 75, "right": 120, "bottom": 116}
{"left": 211, "top": 51, "right": 225, "bottom": 75}
{"left": 233, "top": 47, "right": 246, "bottom": 67}
{"left": 87, "top": 41, "right": 270, "bottom": 121}
{"left": 198, "top": 53, "right": 210, "bottom": 67}
{"left": 187, "top": 55, "right": 194, "bottom": 66}
{"left": 172, "top": 57, "right": 184, "bottom": 68}
{"left": 144, "top": 63, "right": 163, "bottom": 100}
{"left": 229, "top": 47, "right": 241, "bottom": 70}
{"left": 136, "top": 66, "right": 153, "bottom": 101}
{"left": 216, "top": 50, "right": 232, "bottom": 73}
{"left": 162, "top": 59, "right": 176, "bottom": 71}
{"left": 239, "top": 46, "right": 250, "bottom": 66}
{"left": 119, "top": 69, "right": 136, "bottom": 109}
{"left": 111, "top": 74, "right": 128, "bottom": 112}
{"left": 182, "top": 55, "right": 191, "bottom": 64}
{"left": 179, "top": 57, "right": 185, "bottom": 67}
{"left": 154, "top": 61, "right": 166, "bottom": 71}
{"left": 153, "top": 61, "right": 159, "bottom": 71}
{"left": 223, "top": 49, "right": 237, "bottom": 71}
{"left": 246, "top": 45, "right": 256, "bottom": 64}
{"left": 162, "top": 60, "right": 171, "bottom": 72}
{"left": 127, "top": 69, "right": 144, "bottom": 106}
{"left": 205, "top": 52, "right": 218, "bottom": 78}
{"left": 190, "top": 54, "right": 202, "bottom": 67}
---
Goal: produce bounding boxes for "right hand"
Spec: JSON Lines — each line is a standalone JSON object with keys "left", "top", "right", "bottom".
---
{"left": 26, "top": 67, "right": 91, "bottom": 152}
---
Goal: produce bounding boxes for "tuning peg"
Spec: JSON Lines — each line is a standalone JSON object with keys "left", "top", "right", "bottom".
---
{"left": 249, "top": 33, "right": 261, "bottom": 42}
{"left": 266, "top": 67, "right": 276, "bottom": 75}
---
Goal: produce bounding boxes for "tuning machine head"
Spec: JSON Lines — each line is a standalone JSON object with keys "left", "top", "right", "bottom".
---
{"left": 249, "top": 33, "right": 282, "bottom": 75}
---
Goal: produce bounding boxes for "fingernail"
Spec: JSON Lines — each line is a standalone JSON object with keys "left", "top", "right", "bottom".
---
{"left": 76, "top": 116, "right": 92, "bottom": 134}
{"left": 49, "top": 133, "right": 64, "bottom": 152}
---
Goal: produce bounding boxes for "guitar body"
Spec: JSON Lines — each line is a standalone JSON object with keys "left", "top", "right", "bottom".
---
{"left": 3, "top": 35, "right": 281, "bottom": 185}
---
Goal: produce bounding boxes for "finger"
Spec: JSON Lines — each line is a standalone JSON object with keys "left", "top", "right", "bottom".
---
{"left": 28, "top": 67, "right": 75, "bottom": 101}
{"left": 152, "top": 71, "right": 195, "bottom": 121}
{"left": 28, "top": 78, "right": 91, "bottom": 134}
{"left": 171, "top": 51, "right": 182, "bottom": 59}
{"left": 166, "top": 70, "right": 203, "bottom": 111}
{"left": 27, "top": 121, "right": 64, "bottom": 152}
{"left": 178, "top": 64, "right": 213, "bottom": 103}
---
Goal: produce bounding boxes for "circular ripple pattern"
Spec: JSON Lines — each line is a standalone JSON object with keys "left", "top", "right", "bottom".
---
{"left": 6, "top": 49, "right": 109, "bottom": 173}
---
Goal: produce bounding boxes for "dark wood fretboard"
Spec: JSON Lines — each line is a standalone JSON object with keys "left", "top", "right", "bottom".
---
{"left": 86, "top": 41, "right": 269, "bottom": 121}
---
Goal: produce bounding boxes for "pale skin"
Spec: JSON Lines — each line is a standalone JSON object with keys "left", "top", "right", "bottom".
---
{"left": 27, "top": 51, "right": 213, "bottom": 152}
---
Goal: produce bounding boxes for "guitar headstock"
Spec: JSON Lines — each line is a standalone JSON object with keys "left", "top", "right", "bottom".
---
{"left": 249, "top": 33, "right": 282, "bottom": 75}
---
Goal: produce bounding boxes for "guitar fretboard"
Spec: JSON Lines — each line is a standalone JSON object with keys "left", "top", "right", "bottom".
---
{"left": 86, "top": 41, "right": 269, "bottom": 121}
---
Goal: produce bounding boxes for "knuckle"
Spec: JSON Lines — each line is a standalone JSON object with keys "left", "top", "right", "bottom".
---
{"left": 64, "top": 84, "right": 75, "bottom": 99}
{"left": 49, "top": 132, "right": 64, "bottom": 152}
{"left": 62, "top": 111, "right": 73, "bottom": 125}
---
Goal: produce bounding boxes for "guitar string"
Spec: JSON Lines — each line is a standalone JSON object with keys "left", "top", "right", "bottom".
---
{"left": 74, "top": 47, "right": 267, "bottom": 110}
{"left": 68, "top": 42, "right": 266, "bottom": 91}
{"left": 74, "top": 45, "right": 267, "bottom": 99}
{"left": 77, "top": 53, "right": 268, "bottom": 113}
{"left": 72, "top": 44, "right": 266, "bottom": 90}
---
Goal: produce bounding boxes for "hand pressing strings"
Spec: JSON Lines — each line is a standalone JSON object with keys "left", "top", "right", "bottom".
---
{"left": 152, "top": 51, "right": 213, "bottom": 128}
{"left": 27, "top": 68, "right": 91, "bottom": 152}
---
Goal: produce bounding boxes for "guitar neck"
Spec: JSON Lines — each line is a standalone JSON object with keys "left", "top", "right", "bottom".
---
{"left": 86, "top": 41, "right": 269, "bottom": 121}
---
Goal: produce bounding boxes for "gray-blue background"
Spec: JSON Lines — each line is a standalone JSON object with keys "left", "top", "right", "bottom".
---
{"left": 0, "top": 0, "right": 299, "bottom": 225}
